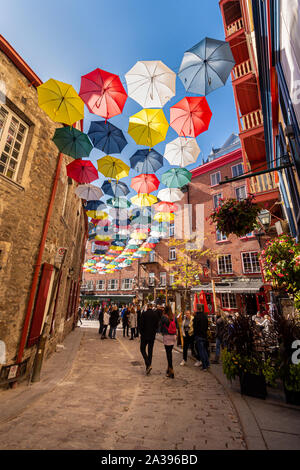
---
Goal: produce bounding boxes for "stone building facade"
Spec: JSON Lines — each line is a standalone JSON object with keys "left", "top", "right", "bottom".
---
{"left": 0, "top": 36, "right": 87, "bottom": 385}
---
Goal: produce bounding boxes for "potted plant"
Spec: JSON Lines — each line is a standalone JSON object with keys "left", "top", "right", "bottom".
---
{"left": 210, "top": 195, "right": 261, "bottom": 237}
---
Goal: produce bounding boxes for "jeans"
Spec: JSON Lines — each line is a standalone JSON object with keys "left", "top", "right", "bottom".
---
{"left": 165, "top": 345, "right": 173, "bottom": 369}
{"left": 215, "top": 337, "right": 222, "bottom": 359}
{"left": 123, "top": 325, "right": 129, "bottom": 337}
{"left": 101, "top": 325, "right": 108, "bottom": 337}
{"left": 183, "top": 334, "right": 194, "bottom": 362}
{"left": 109, "top": 326, "right": 117, "bottom": 339}
{"left": 130, "top": 327, "right": 136, "bottom": 339}
{"left": 140, "top": 337, "right": 155, "bottom": 368}
{"left": 195, "top": 336, "right": 210, "bottom": 369}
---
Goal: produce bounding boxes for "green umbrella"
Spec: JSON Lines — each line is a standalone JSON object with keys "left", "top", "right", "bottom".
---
{"left": 106, "top": 197, "right": 132, "bottom": 209}
{"left": 161, "top": 168, "right": 192, "bottom": 188}
{"left": 52, "top": 126, "right": 93, "bottom": 159}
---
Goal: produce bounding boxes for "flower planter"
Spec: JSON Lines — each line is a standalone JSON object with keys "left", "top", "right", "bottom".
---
{"left": 284, "top": 387, "right": 300, "bottom": 406}
{"left": 239, "top": 372, "right": 267, "bottom": 399}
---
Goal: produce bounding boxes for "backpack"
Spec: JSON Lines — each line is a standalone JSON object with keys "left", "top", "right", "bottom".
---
{"left": 167, "top": 319, "right": 177, "bottom": 335}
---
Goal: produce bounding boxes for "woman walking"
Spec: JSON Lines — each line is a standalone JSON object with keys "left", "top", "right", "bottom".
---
{"left": 180, "top": 310, "right": 194, "bottom": 366}
{"left": 101, "top": 307, "right": 110, "bottom": 339}
{"left": 109, "top": 305, "right": 119, "bottom": 339}
{"left": 160, "top": 306, "right": 177, "bottom": 378}
{"left": 129, "top": 306, "right": 138, "bottom": 340}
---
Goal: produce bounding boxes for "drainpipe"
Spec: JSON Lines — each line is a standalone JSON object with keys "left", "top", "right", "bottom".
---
{"left": 16, "top": 152, "right": 63, "bottom": 366}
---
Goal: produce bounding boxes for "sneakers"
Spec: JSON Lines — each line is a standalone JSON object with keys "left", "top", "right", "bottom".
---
{"left": 194, "top": 361, "right": 201, "bottom": 367}
{"left": 146, "top": 365, "right": 152, "bottom": 375}
{"left": 180, "top": 360, "right": 186, "bottom": 366}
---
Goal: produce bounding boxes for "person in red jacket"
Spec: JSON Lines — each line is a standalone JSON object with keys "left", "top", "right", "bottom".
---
{"left": 160, "top": 306, "right": 177, "bottom": 378}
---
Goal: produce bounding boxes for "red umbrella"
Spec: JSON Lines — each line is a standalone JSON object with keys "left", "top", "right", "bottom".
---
{"left": 170, "top": 97, "right": 212, "bottom": 137}
{"left": 143, "top": 243, "right": 157, "bottom": 249}
{"left": 66, "top": 159, "right": 98, "bottom": 184}
{"left": 79, "top": 68, "right": 127, "bottom": 120}
{"left": 94, "top": 241, "right": 110, "bottom": 246}
{"left": 130, "top": 173, "right": 160, "bottom": 194}
{"left": 198, "top": 290, "right": 209, "bottom": 314}
{"left": 154, "top": 201, "right": 178, "bottom": 212}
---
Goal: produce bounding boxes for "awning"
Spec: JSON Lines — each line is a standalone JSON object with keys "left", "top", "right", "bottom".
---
{"left": 191, "top": 279, "right": 263, "bottom": 294}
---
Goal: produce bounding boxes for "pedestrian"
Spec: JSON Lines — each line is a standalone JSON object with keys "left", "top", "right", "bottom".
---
{"left": 121, "top": 305, "right": 130, "bottom": 337}
{"left": 86, "top": 306, "right": 91, "bottom": 321}
{"left": 193, "top": 304, "right": 210, "bottom": 371}
{"left": 129, "top": 306, "right": 138, "bottom": 340}
{"left": 77, "top": 306, "right": 83, "bottom": 326}
{"left": 98, "top": 305, "right": 104, "bottom": 335}
{"left": 160, "top": 305, "right": 177, "bottom": 378}
{"left": 212, "top": 310, "right": 225, "bottom": 364}
{"left": 101, "top": 307, "right": 110, "bottom": 339}
{"left": 139, "top": 303, "right": 160, "bottom": 375}
{"left": 180, "top": 309, "right": 194, "bottom": 366}
{"left": 109, "top": 305, "right": 119, "bottom": 339}
{"left": 136, "top": 304, "right": 141, "bottom": 337}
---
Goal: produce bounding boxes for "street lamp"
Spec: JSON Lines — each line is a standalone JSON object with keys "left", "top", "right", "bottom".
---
{"left": 255, "top": 209, "right": 271, "bottom": 249}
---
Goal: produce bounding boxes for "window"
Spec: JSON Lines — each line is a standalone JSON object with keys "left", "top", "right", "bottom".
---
{"left": 149, "top": 251, "right": 156, "bottom": 262}
{"left": 169, "top": 273, "right": 175, "bottom": 285}
{"left": 149, "top": 272, "right": 155, "bottom": 286}
{"left": 108, "top": 279, "right": 118, "bottom": 290}
{"left": 210, "top": 171, "right": 221, "bottom": 186}
{"left": 235, "top": 186, "right": 247, "bottom": 201}
{"left": 122, "top": 278, "right": 133, "bottom": 290}
{"left": 216, "top": 230, "right": 227, "bottom": 242}
{"left": 169, "top": 247, "right": 176, "bottom": 260}
{"left": 169, "top": 224, "right": 175, "bottom": 237}
{"left": 87, "top": 280, "right": 94, "bottom": 291}
{"left": 221, "top": 293, "right": 237, "bottom": 309}
{"left": 231, "top": 163, "right": 244, "bottom": 178}
{"left": 218, "top": 255, "right": 233, "bottom": 274}
{"left": 0, "top": 105, "right": 28, "bottom": 180}
{"left": 242, "top": 252, "right": 261, "bottom": 273}
{"left": 160, "top": 272, "right": 167, "bottom": 286}
{"left": 213, "top": 193, "right": 223, "bottom": 209}
{"left": 96, "top": 280, "right": 105, "bottom": 291}
{"left": 240, "top": 231, "right": 254, "bottom": 239}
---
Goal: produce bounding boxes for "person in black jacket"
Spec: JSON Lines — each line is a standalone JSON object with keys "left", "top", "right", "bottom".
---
{"left": 193, "top": 304, "right": 210, "bottom": 371}
{"left": 109, "top": 305, "right": 119, "bottom": 339}
{"left": 98, "top": 306, "right": 103, "bottom": 335}
{"left": 139, "top": 304, "right": 160, "bottom": 375}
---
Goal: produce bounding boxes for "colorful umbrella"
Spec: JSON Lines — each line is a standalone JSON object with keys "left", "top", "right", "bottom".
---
{"left": 130, "top": 149, "right": 163, "bottom": 174}
{"left": 87, "top": 120, "right": 127, "bottom": 154}
{"left": 86, "top": 210, "right": 108, "bottom": 219}
{"left": 178, "top": 37, "right": 235, "bottom": 96}
{"left": 37, "top": 79, "right": 84, "bottom": 125}
{"left": 125, "top": 60, "right": 176, "bottom": 108}
{"left": 95, "top": 235, "right": 111, "bottom": 241}
{"left": 154, "top": 212, "right": 174, "bottom": 222}
{"left": 161, "top": 168, "right": 192, "bottom": 188}
{"left": 157, "top": 188, "right": 184, "bottom": 203}
{"left": 106, "top": 197, "right": 132, "bottom": 209}
{"left": 84, "top": 200, "right": 106, "bottom": 211}
{"left": 75, "top": 184, "right": 103, "bottom": 201}
{"left": 154, "top": 201, "right": 178, "bottom": 212}
{"left": 130, "top": 214, "right": 152, "bottom": 226}
{"left": 79, "top": 68, "right": 127, "bottom": 120}
{"left": 131, "top": 232, "right": 148, "bottom": 240}
{"left": 97, "top": 156, "right": 130, "bottom": 180}
{"left": 170, "top": 97, "right": 212, "bottom": 137}
{"left": 52, "top": 127, "right": 93, "bottom": 159}
{"left": 128, "top": 109, "right": 169, "bottom": 148}
{"left": 95, "top": 240, "right": 110, "bottom": 246}
{"left": 131, "top": 173, "right": 160, "bottom": 194}
{"left": 131, "top": 193, "right": 158, "bottom": 207}
{"left": 101, "top": 180, "right": 129, "bottom": 197}
{"left": 164, "top": 137, "right": 200, "bottom": 167}
{"left": 66, "top": 159, "right": 98, "bottom": 184}
{"left": 91, "top": 218, "right": 111, "bottom": 227}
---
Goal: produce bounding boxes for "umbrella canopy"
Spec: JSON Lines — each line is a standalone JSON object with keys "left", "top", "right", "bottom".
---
{"left": 66, "top": 159, "right": 98, "bottom": 184}
{"left": 95, "top": 235, "right": 111, "bottom": 241}
{"left": 157, "top": 187, "right": 184, "bottom": 203}
{"left": 131, "top": 173, "right": 160, "bottom": 194}
{"left": 37, "top": 79, "right": 84, "bottom": 125}
{"left": 94, "top": 240, "right": 110, "bottom": 246}
{"left": 87, "top": 120, "right": 127, "bottom": 154}
{"left": 84, "top": 200, "right": 106, "bottom": 211}
{"left": 52, "top": 127, "right": 93, "bottom": 159}
{"left": 131, "top": 232, "right": 148, "bottom": 240}
{"left": 97, "top": 155, "right": 130, "bottom": 180}
{"left": 92, "top": 218, "right": 111, "bottom": 227}
{"left": 79, "top": 68, "right": 127, "bottom": 120}
{"left": 75, "top": 184, "right": 103, "bottom": 200}
{"left": 128, "top": 109, "right": 169, "bottom": 148}
{"left": 161, "top": 168, "right": 192, "bottom": 188}
{"left": 164, "top": 137, "right": 200, "bottom": 167}
{"left": 101, "top": 180, "right": 129, "bottom": 197}
{"left": 106, "top": 197, "right": 132, "bottom": 209}
{"left": 147, "top": 237, "right": 160, "bottom": 244}
{"left": 178, "top": 37, "right": 235, "bottom": 96}
{"left": 130, "top": 214, "right": 152, "bottom": 226}
{"left": 154, "top": 212, "right": 174, "bottom": 222}
{"left": 125, "top": 60, "right": 176, "bottom": 108}
{"left": 130, "top": 149, "right": 163, "bottom": 174}
{"left": 131, "top": 193, "right": 158, "bottom": 207}
{"left": 154, "top": 201, "right": 178, "bottom": 212}
{"left": 170, "top": 97, "right": 212, "bottom": 137}
{"left": 86, "top": 210, "right": 108, "bottom": 219}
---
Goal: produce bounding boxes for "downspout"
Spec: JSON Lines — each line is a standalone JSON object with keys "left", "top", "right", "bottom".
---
{"left": 16, "top": 152, "right": 63, "bottom": 364}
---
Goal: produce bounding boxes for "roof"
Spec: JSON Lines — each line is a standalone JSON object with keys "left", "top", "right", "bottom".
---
{"left": 206, "top": 133, "right": 241, "bottom": 162}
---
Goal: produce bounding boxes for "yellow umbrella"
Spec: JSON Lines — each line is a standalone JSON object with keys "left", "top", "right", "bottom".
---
{"left": 131, "top": 232, "right": 148, "bottom": 240}
{"left": 128, "top": 109, "right": 169, "bottom": 147}
{"left": 86, "top": 210, "right": 108, "bottom": 219}
{"left": 95, "top": 235, "right": 111, "bottom": 241}
{"left": 37, "top": 78, "right": 84, "bottom": 125}
{"left": 97, "top": 156, "right": 130, "bottom": 180}
{"left": 154, "top": 212, "right": 174, "bottom": 222}
{"left": 131, "top": 193, "right": 158, "bottom": 207}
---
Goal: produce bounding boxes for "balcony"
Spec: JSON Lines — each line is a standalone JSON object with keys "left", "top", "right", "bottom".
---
{"left": 232, "top": 59, "right": 253, "bottom": 81}
{"left": 226, "top": 17, "right": 244, "bottom": 38}
{"left": 249, "top": 172, "right": 278, "bottom": 194}
{"left": 240, "top": 109, "right": 263, "bottom": 133}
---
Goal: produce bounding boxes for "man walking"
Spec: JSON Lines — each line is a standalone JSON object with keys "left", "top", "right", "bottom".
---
{"left": 212, "top": 310, "right": 225, "bottom": 363}
{"left": 193, "top": 304, "right": 210, "bottom": 371}
{"left": 139, "top": 303, "right": 160, "bottom": 375}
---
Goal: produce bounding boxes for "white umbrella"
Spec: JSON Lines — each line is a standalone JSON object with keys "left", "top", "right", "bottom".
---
{"left": 157, "top": 188, "right": 185, "bottom": 203}
{"left": 75, "top": 184, "right": 103, "bottom": 200}
{"left": 164, "top": 137, "right": 200, "bottom": 167}
{"left": 125, "top": 60, "right": 176, "bottom": 108}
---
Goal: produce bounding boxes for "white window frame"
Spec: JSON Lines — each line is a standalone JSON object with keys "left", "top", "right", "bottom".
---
{"left": 149, "top": 251, "right": 156, "bottom": 263}
{"left": 241, "top": 251, "right": 261, "bottom": 274}
{"left": 121, "top": 278, "right": 133, "bottom": 291}
{"left": 221, "top": 293, "right": 237, "bottom": 309}
{"left": 149, "top": 272, "right": 155, "bottom": 286}
{"left": 96, "top": 280, "right": 105, "bottom": 291}
{"left": 169, "top": 247, "right": 176, "bottom": 260}
{"left": 217, "top": 255, "right": 233, "bottom": 274}
{"left": 216, "top": 230, "right": 227, "bottom": 242}
{"left": 169, "top": 273, "right": 175, "bottom": 285}
{"left": 235, "top": 185, "right": 247, "bottom": 201}
{"left": 108, "top": 279, "right": 118, "bottom": 291}
{"left": 87, "top": 280, "right": 94, "bottom": 291}
{"left": 213, "top": 193, "right": 223, "bottom": 209}
{"left": 0, "top": 104, "right": 28, "bottom": 181}
{"left": 160, "top": 272, "right": 167, "bottom": 286}
{"left": 231, "top": 163, "right": 244, "bottom": 178}
{"left": 210, "top": 171, "right": 221, "bottom": 187}
{"left": 169, "top": 223, "right": 175, "bottom": 237}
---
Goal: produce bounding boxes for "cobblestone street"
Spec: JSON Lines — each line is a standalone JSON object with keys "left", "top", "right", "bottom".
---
{"left": 0, "top": 322, "right": 246, "bottom": 450}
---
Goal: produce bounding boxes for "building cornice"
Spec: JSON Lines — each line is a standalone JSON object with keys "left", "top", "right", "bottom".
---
{"left": 191, "top": 148, "right": 243, "bottom": 178}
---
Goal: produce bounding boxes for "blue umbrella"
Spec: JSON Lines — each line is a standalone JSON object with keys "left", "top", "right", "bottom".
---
{"left": 101, "top": 180, "right": 129, "bottom": 197}
{"left": 84, "top": 200, "right": 106, "bottom": 211}
{"left": 88, "top": 120, "right": 128, "bottom": 154}
{"left": 130, "top": 149, "right": 163, "bottom": 174}
{"left": 130, "top": 215, "right": 152, "bottom": 226}
{"left": 178, "top": 37, "right": 235, "bottom": 96}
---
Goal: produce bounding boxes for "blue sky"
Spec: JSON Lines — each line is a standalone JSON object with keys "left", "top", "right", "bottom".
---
{"left": 1, "top": 0, "right": 239, "bottom": 200}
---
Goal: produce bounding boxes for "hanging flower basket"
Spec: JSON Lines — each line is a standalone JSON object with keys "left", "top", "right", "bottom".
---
{"left": 210, "top": 195, "right": 260, "bottom": 237}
